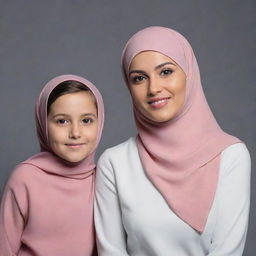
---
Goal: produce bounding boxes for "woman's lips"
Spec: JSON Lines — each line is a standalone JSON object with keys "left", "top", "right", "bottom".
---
{"left": 148, "top": 97, "right": 171, "bottom": 108}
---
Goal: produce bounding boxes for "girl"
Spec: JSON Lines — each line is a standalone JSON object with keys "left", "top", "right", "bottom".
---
{"left": 0, "top": 74, "right": 104, "bottom": 256}
{"left": 94, "top": 27, "right": 251, "bottom": 255}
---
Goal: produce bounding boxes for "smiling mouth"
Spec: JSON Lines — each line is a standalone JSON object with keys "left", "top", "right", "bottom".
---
{"left": 65, "top": 143, "right": 86, "bottom": 149}
{"left": 148, "top": 97, "right": 171, "bottom": 108}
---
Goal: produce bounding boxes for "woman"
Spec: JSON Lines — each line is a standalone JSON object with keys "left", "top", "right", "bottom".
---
{"left": 94, "top": 27, "right": 251, "bottom": 255}
{"left": 0, "top": 74, "right": 104, "bottom": 255}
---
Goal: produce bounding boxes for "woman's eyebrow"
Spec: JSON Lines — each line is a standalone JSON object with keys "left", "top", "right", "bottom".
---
{"left": 129, "top": 70, "right": 147, "bottom": 76}
{"left": 155, "top": 62, "right": 176, "bottom": 70}
{"left": 129, "top": 62, "right": 176, "bottom": 75}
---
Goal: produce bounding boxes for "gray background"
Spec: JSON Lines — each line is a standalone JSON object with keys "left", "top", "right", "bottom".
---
{"left": 0, "top": 0, "right": 255, "bottom": 254}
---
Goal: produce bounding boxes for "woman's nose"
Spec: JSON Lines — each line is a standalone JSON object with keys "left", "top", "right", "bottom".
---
{"left": 148, "top": 76, "right": 162, "bottom": 96}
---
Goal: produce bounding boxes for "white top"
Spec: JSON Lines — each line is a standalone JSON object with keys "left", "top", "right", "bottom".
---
{"left": 94, "top": 138, "right": 251, "bottom": 256}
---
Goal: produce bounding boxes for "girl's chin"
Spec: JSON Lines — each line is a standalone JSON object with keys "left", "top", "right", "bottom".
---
{"left": 56, "top": 153, "right": 88, "bottom": 164}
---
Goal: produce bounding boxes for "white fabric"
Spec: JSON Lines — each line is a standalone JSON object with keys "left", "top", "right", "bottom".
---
{"left": 95, "top": 138, "right": 250, "bottom": 256}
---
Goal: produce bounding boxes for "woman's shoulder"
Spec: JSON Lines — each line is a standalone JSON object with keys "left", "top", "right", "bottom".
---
{"left": 220, "top": 142, "right": 251, "bottom": 176}
{"left": 221, "top": 142, "right": 250, "bottom": 161}
{"left": 98, "top": 137, "right": 137, "bottom": 165}
{"left": 100, "top": 137, "right": 137, "bottom": 157}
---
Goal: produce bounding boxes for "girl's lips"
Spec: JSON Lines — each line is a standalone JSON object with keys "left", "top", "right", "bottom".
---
{"left": 65, "top": 143, "right": 86, "bottom": 149}
{"left": 148, "top": 97, "right": 171, "bottom": 108}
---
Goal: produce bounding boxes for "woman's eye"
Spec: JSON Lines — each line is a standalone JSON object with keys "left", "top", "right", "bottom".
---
{"left": 131, "top": 75, "right": 146, "bottom": 83}
{"left": 82, "top": 118, "right": 93, "bottom": 124}
{"left": 56, "top": 119, "right": 68, "bottom": 125}
{"left": 160, "top": 69, "right": 173, "bottom": 76}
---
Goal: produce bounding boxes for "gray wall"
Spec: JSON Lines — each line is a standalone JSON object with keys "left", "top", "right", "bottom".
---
{"left": 0, "top": 0, "right": 255, "bottom": 254}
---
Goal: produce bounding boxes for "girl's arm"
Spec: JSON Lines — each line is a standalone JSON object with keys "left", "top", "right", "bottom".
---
{"left": 208, "top": 143, "right": 251, "bottom": 256}
{"left": 0, "top": 166, "right": 28, "bottom": 256}
{"left": 94, "top": 150, "right": 129, "bottom": 256}
{"left": 0, "top": 185, "right": 24, "bottom": 256}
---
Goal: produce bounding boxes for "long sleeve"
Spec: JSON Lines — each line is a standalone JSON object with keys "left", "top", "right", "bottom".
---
{"left": 0, "top": 185, "right": 25, "bottom": 256}
{"left": 94, "top": 150, "right": 129, "bottom": 256}
{"left": 208, "top": 143, "right": 251, "bottom": 256}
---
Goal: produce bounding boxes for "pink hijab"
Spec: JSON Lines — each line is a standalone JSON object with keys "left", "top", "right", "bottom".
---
{"left": 122, "top": 26, "right": 240, "bottom": 232}
{"left": 24, "top": 74, "right": 104, "bottom": 179}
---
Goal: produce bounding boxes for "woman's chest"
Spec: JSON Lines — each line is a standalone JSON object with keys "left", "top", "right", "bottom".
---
{"left": 114, "top": 152, "right": 216, "bottom": 252}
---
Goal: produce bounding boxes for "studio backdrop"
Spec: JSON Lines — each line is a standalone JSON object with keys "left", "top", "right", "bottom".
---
{"left": 0, "top": 1, "right": 255, "bottom": 254}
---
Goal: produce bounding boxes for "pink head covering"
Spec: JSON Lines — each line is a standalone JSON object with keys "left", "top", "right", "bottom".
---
{"left": 122, "top": 26, "right": 240, "bottom": 232}
{"left": 24, "top": 74, "right": 104, "bottom": 179}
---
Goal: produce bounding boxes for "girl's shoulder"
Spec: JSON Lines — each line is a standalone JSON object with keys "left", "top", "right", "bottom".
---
{"left": 6, "top": 161, "right": 42, "bottom": 190}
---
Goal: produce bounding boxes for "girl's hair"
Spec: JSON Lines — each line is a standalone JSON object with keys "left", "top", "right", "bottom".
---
{"left": 47, "top": 80, "right": 94, "bottom": 114}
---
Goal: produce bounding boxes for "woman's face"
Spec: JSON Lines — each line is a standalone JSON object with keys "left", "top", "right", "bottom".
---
{"left": 128, "top": 51, "right": 186, "bottom": 122}
{"left": 47, "top": 91, "right": 98, "bottom": 163}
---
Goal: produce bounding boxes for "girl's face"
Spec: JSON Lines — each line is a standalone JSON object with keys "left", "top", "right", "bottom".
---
{"left": 128, "top": 51, "right": 186, "bottom": 122}
{"left": 47, "top": 91, "right": 98, "bottom": 163}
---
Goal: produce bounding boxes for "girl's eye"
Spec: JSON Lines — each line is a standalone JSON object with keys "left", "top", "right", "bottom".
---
{"left": 131, "top": 75, "right": 146, "bottom": 84}
{"left": 56, "top": 119, "right": 69, "bottom": 125}
{"left": 160, "top": 69, "right": 173, "bottom": 76}
{"left": 82, "top": 118, "right": 94, "bottom": 124}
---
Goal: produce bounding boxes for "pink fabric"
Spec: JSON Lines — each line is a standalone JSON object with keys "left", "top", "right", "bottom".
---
{"left": 121, "top": 26, "right": 241, "bottom": 232}
{"left": 0, "top": 75, "right": 104, "bottom": 255}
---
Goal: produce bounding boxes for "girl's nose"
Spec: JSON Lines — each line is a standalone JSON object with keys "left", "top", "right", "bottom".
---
{"left": 69, "top": 123, "right": 81, "bottom": 139}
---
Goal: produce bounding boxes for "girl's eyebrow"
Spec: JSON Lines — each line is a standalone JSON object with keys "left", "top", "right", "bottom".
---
{"left": 51, "top": 113, "right": 69, "bottom": 118}
{"left": 81, "top": 113, "right": 97, "bottom": 118}
{"left": 129, "top": 62, "right": 176, "bottom": 76}
{"left": 51, "top": 113, "right": 97, "bottom": 118}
